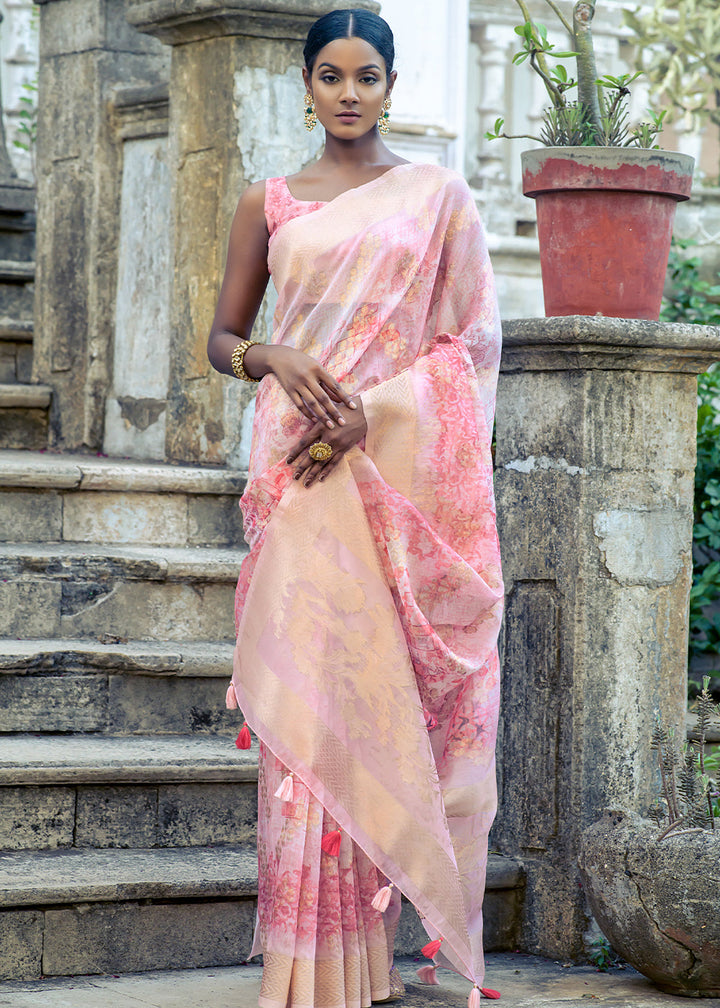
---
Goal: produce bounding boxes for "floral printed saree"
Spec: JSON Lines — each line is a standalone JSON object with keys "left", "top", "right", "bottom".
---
{"left": 228, "top": 162, "right": 503, "bottom": 1008}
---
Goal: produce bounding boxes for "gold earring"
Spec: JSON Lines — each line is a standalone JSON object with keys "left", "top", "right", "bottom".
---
{"left": 378, "top": 96, "right": 392, "bottom": 135}
{"left": 304, "top": 94, "right": 317, "bottom": 132}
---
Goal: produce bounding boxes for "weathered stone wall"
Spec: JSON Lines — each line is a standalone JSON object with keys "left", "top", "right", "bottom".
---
{"left": 31, "top": 0, "right": 168, "bottom": 451}
{"left": 493, "top": 316, "right": 720, "bottom": 958}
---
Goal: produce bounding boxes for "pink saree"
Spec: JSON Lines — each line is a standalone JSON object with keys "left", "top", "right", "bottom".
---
{"left": 229, "top": 163, "right": 503, "bottom": 1007}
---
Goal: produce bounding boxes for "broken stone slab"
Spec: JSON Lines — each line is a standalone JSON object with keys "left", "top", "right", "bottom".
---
{"left": 0, "top": 734, "right": 258, "bottom": 786}
{"left": 0, "top": 638, "right": 233, "bottom": 676}
{"left": 58, "top": 580, "right": 235, "bottom": 642}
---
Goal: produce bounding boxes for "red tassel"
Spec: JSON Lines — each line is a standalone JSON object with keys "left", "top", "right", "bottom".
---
{"left": 320, "top": 828, "right": 342, "bottom": 856}
{"left": 481, "top": 989, "right": 501, "bottom": 1000}
{"left": 417, "top": 964, "right": 439, "bottom": 985}
{"left": 274, "top": 774, "right": 294, "bottom": 802}
{"left": 235, "top": 723, "right": 251, "bottom": 749}
{"left": 421, "top": 937, "right": 443, "bottom": 959}
{"left": 468, "top": 987, "right": 481, "bottom": 1008}
{"left": 371, "top": 883, "right": 393, "bottom": 912}
{"left": 225, "top": 682, "right": 238, "bottom": 709}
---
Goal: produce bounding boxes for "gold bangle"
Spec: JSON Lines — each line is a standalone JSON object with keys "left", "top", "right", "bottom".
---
{"left": 230, "top": 340, "right": 262, "bottom": 382}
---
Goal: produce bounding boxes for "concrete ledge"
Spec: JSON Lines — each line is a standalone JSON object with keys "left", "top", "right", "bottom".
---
{"left": 0, "top": 639, "right": 234, "bottom": 676}
{"left": 0, "top": 450, "right": 247, "bottom": 494}
{"left": 501, "top": 316, "right": 720, "bottom": 373}
{"left": 0, "top": 260, "right": 34, "bottom": 283}
{"left": 0, "top": 384, "right": 52, "bottom": 409}
{"left": 0, "top": 734, "right": 257, "bottom": 786}
{"left": 0, "top": 542, "right": 247, "bottom": 582}
{"left": 0, "top": 318, "right": 33, "bottom": 342}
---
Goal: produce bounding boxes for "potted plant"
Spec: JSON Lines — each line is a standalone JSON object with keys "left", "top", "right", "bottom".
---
{"left": 578, "top": 677, "right": 720, "bottom": 997}
{"left": 486, "top": 0, "right": 694, "bottom": 321}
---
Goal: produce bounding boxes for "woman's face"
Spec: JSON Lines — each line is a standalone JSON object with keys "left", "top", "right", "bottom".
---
{"left": 303, "top": 36, "right": 395, "bottom": 139}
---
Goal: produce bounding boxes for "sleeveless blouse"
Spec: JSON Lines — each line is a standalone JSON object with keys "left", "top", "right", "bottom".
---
{"left": 264, "top": 176, "right": 326, "bottom": 240}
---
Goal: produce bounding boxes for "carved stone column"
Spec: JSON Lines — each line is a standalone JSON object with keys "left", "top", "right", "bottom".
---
{"left": 493, "top": 316, "right": 720, "bottom": 958}
{"left": 126, "top": 0, "right": 379, "bottom": 465}
{"left": 32, "top": 0, "right": 167, "bottom": 450}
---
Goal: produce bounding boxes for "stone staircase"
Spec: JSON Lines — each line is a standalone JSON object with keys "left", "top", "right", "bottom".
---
{"left": 0, "top": 449, "right": 526, "bottom": 980}
{"left": 0, "top": 184, "right": 51, "bottom": 450}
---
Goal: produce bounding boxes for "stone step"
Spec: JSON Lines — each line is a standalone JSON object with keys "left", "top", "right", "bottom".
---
{"left": 0, "top": 542, "right": 245, "bottom": 641}
{"left": 0, "top": 845, "right": 258, "bottom": 979}
{"left": 0, "top": 449, "right": 246, "bottom": 547}
{"left": 0, "top": 845, "right": 524, "bottom": 979}
{"left": 0, "top": 639, "right": 235, "bottom": 734}
{"left": 0, "top": 735, "right": 256, "bottom": 851}
{"left": 0, "top": 259, "right": 34, "bottom": 284}
{"left": 0, "top": 316, "right": 32, "bottom": 342}
{"left": 0, "top": 384, "right": 51, "bottom": 450}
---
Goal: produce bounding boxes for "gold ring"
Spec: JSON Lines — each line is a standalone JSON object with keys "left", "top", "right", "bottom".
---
{"left": 309, "top": 441, "right": 333, "bottom": 462}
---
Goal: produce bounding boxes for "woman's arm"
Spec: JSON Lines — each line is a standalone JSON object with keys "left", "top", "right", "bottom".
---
{"left": 207, "top": 181, "right": 356, "bottom": 430}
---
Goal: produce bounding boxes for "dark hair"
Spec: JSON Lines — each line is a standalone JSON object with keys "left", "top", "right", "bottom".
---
{"left": 304, "top": 9, "right": 395, "bottom": 78}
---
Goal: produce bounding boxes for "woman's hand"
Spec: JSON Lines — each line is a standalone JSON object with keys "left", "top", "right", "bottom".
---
{"left": 246, "top": 344, "right": 357, "bottom": 430}
{"left": 286, "top": 397, "right": 367, "bottom": 487}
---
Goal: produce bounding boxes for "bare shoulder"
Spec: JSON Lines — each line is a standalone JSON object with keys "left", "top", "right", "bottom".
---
{"left": 236, "top": 179, "right": 267, "bottom": 216}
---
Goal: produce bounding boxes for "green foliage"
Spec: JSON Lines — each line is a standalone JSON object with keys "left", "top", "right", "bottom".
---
{"left": 624, "top": 0, "right": 720, "bottom": 137}
{"left": 661, "top": 242, "right": 720, "bottom": 672}
{"left": 12, "top": 78, "right": 38, "bottom": 175}
{"left": 652, "top": 678, "right": 719, "bottom": 837}
{"left": 484, "top": 3, "right": 665, "bottom": 148}
{"left": 589, "top": 937, "right": 620, "bottom": 971}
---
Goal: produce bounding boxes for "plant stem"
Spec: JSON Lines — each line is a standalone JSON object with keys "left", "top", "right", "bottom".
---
{"left": 573, "top": 1, "right": 602, "bottom": 137}
{"left": 514, "top": 0, "right": 566, "bottom": 108}
{"left": 542, "top": 0, "right": 574, "bottom": 36}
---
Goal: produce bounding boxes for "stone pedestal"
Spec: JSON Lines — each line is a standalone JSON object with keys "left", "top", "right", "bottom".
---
{"left": 32, "top": 0, "right": 167, "bottom": 450}
{"left": 126, "top": 0, "right": 378, "bottom": 465}
{"left": 493, "top": 316, "right": 720, "bottom": 958}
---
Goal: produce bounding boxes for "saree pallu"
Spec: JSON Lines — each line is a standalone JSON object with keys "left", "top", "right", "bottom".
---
{"left": 229, "top": 163, "right": 504, "bottom": 1008}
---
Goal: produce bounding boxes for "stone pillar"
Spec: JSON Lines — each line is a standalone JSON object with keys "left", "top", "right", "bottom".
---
{"left": 493, "top": 316, "right": 720, "bottom": 959}
{"left": 126, "top": 0, "right": 379, "bottom": 466}
{"left": 32, "top": 0, "right": 168, "bottom": 450}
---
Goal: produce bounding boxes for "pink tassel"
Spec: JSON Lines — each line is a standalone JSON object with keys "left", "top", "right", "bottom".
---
{"left": 321, "top": 828, "right": 342, "bottom": 856}
{"left": 225, "top": 682, "right": 238, "bottom": 709}
{"left": 421, "top": 937, "right": 443, "bottom": 959}
{"left": 371, "top": 883, "right": 393, "bottom": 912}
{"left": 468, "top": 987, "right": 481, "bottom": 1008}
{"left": 274, "top": 774, "right": 294, "bottom": 802}
{"left": 417, "top": 964, "right": 439, "bottom": 985}
{"left": 481, "top": 988, "right": 501, "bottom": 1000}
{"left": 235, "top": 724, "right": 251, "bottom": 749}
{"left": 423, "top": 706, "right": 438, "bottom": 730}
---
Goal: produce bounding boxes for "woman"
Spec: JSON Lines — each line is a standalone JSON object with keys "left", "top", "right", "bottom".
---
{"left": 207, "top": 10, "right": 504, "bottom": 1008}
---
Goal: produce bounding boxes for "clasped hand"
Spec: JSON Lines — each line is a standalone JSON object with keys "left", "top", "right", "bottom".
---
{"left": 268, "top": 346, "right": 367, "bottom": 488}
{"left": 287, "top": 398, "right": 367, "bottom": 487}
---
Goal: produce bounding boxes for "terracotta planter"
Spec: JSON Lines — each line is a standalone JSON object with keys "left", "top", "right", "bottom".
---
{"left": 522, "top": 147, "right": 695, "bottom": 320}
{"left": 579, "top": 810, "right": 720, "bottom": 997}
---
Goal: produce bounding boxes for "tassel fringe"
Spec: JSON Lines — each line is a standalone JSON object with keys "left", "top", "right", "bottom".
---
{"left": 274, "top": 773, "right": 294, "bottom": 802}
{"left": 417, "top": 965, "right": 439, "bottom": 985}
{"left": 371, "top": 883, "right": 393, "bottom": 912}
{"left": 468, "top": 987, "right": 481, "bottom": 1008}
{"left": 481, "top": 989, "right": 501, "bottom": 1000}
{"left": 225, "top": 682, "right": 238, "bottom": 709}
{"left": 421, "top": 937, "right": 443, "bottom": 959}
{"left": 321, "top": 828, "right": 342, "bottom": 857}
{"left": 235, "top": 723, "right": 252, "bottom": 749}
